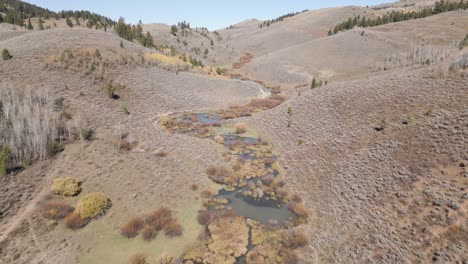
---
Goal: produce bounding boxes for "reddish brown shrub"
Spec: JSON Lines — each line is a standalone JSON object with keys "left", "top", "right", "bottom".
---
{"left": 261, "top": 175, "right": 275, "bottom": 185}
{"left": 191, "top": 183, "right": 199, "bottom": 191}
{"left": 247, "top": 95, "right": 285, "bottom": 110}
{"left": 282, "top": 249, "right": 299, "bottom": 264}
{"left": 120, "top": 138, "right": 134, "bottom": 151}
{"left": 164, "top": 221, "right": 183, "bottom": 237}
{"left": 200, "top": 190, "right": 212, "bottom": 198}
{"left": 205, "top": 165, "right": 232, "bottom": 184}
{"left": 120, "top": 217, "right": 144, "bottom": 238}
{"left": 144, "top": 208, "right": 173, "bottom": 231}
{"left": 64, "top": 212, "right": 88, "bottom": 229}
{"left": 154, "top": 149, "right": 167, "bottom": 157}
{"left": 288, "top": 203, "right": 309, "bottom": 220}
{"left": 42, "top": 201, "right": 74, "bottom": 220}
{"left": 141, "top": 225, "right": 157, "bottom": 241}
{"left": 290, "top": 194, "right": 302, "bottom": 203}
{"left": 281, "top": 229, "right": 309, "bottom": 249}
{"left": 197, "top": 210, "right": 212, "bottom": 226}
{"left": 129, "top": 253, "right": 147, "bottom": 264}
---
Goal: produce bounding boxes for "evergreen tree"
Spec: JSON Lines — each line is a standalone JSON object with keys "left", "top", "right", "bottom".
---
{"left": 171, "top": 25, "right": 178, "bottom": 35}
{"left": 37, "top": 17, "right": 44, "bottom": 30}
{"left": 311, "top": 78, "right": 316, "bottom": 89}
{"left": 66, "top": 17, "right": 73, "bottom": 27}
{"left": 27, "top": 18, "right": 33, "bottom": 30}
{"left": 2, "top": 48, "right": 12, "bottom": 60}
{"left": 143, "top": 32, "right": 154, "bottom": 47}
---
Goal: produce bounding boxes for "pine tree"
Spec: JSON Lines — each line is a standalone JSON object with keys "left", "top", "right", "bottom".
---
{"left": 38, "top": 17, "right": 44, "bottom": 30}
{"left": 66, "top": 17, "right": 73, "bottom": 28}
{"left": 171, "top": 25, "right": 178, "bottom": 36}
{"left": 311, "top": 78, "right": 316, "bottom": 89}
{"left": 144, "top": 32, "right": 154, "bottom": 47}
{"left": 2, "top": 48, "right": 12, "bottom": 60}
{"left": 27, "top": 18, "right": 33, "bottom": 30}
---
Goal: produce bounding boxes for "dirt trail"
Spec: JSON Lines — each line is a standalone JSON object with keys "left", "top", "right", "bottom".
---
{"left": 0, "top": 188, "right": 49, "bottom": 244}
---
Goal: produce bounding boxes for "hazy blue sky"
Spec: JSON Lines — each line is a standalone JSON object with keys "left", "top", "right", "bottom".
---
{"left": 27, "top": 0, "right": 388, "bottom": 30}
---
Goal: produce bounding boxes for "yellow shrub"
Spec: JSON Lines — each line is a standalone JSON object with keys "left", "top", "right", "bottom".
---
{"left": 75, "top": 192, "right": 110, "bottom": 219}
{"left": 234, "top": 122, "right": 247, "bottom": 134}
{"left": 214, "top": 135, "right": 225, "bottom": 144}
{"left": 145, "top": 53, "right": 191, "bottom": 67}
{"left": 51, "top": 177, "right": 80, "bottom": 197}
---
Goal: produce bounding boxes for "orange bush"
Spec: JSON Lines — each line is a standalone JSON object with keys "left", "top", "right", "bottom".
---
{"left": 281, "top": 229, "right": 309, "bottom": 249}
{"left": 42, "top": 201, "right": 74, "bottom": 220}
{"left": 120, "top": 217, "right": 144, "bottom": 238}
{"left": 282, "top": 249, "right": 299, "bottom": 264}
{"left": 164, "top": 221, "right": 183, "bottom": 237}
{"left": 290, "top": 194, "right": 302, "bottom": 203}
{"left": 129, "top": 254, "right": 147, "bottom": 264}
{"left": 141, "top": 225, "right": 157, "bottom": 241}
{"left": 64, "top": 212, "right": 88, "bottom": 229}
{"left": 200, "top": 190, "right": 213, "bottom": 198}
{"left": 144, "top": 208, "right": 173, "bottom": 231}
{"left": 288, "top": 203, "right": 309, "bottom": 220}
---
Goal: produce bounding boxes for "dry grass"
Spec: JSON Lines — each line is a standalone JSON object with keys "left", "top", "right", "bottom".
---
{"left": 51, "top": 177, "right": 81, "bottom": 197}
{"left": 75, "top": 192, "right": 110, "bottom": 219}
{"left": 42, "top": 201, "right": 74, "bottom": 220}
{"left": 64, "top": 212, "right": 89, "bottom": 230}
{"left": 120, "top": 217, "right": 145, "bottom": 238}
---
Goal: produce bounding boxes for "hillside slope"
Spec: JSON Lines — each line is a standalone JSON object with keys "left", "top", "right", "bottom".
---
{"left": 248, "top": 61, "right": 467, "bottom": 262}
{"left": 218, "top": 6, "right": 383, "bottom": 58}
{"left": 237, "top": 10, "right": 468, "bottom": 88}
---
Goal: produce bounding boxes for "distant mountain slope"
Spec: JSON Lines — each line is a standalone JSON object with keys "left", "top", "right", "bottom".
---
{"left": 217, "top": 6, "right": 384, "bottom": 57}
{"left": 236, "top": 10, "right": 468, "bottom": 88}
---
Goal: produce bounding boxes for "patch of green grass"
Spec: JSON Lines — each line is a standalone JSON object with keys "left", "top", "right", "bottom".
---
{"left": 78, "top": 199, "right": 203, "bottom": 264}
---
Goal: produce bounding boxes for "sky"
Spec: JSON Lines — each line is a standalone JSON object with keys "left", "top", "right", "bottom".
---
{"left": 26, "top": 0, "right": 389, "bottom": 30}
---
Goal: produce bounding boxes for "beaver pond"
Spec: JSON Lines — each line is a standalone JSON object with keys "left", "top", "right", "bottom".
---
{"left": 160, "top": 110, "right": 308, "bottom": 263}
